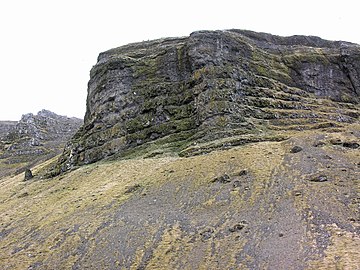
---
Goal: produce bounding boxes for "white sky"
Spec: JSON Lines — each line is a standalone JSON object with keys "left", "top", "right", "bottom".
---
{"left": 0, "top": 0, "right": 358, "bottom": 120}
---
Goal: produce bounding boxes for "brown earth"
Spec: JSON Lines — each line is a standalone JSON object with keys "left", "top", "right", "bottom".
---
{"left": 0, "top": 124, "right": 359, "bottom": 269}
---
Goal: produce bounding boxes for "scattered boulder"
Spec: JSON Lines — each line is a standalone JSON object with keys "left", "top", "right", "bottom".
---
{"left": 124, "top": 184, "right": 141, "bottom": 194}
{"left": 200, "top": 228, "right": 214, "bottom": 241}
{"left": 290, "top": 146, "right": 303, "bottom": 153}
{"left": 24, "top": 169, "right": 33, "bottom": 181}
{"left": 313, "top": 141, "right": 326, "bottom": 147}
{"left": 233, "top": 180, "right": 241, "bottom": 188}
{"left": 238, "top": 170, "right": 248, "bottom": 176}
{"left": 212, "top": 173, "right": 231, "bottom": 183}
{"left": 330, "top": 138, "right": 342, "bottom": 145}
{"left": 293, "top": 190, "right": 302, "bottom": 196}
{"left": 342, "top": 142, "right": 359, "bottom": 149}
{"left": 229, "top": 221, "right": 247, "bottom": 233}
{"left": 17, "top": 192, "right": 29, "bottom": 198}
{"left": 308, "top": 174, "right": 328, "bottom": 182}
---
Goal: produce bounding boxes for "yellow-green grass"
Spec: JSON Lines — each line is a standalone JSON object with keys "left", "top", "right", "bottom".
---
{"left": 1, "top": 125, "right": 359, "bottom": 269}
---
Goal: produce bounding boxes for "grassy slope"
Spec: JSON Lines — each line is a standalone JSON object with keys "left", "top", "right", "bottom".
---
{"left": 0, "top": 125, "right": 359, "bottom": 269}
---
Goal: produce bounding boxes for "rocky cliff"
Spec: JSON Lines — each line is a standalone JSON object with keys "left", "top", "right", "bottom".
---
{"left": 0, "top": 110, "right": 82, "bottom": 178}
{"left": 1, "top": 30, "right": 359, "bottom": 270}
{"left": 56, "top": 29, "right": 360, "bottom": 173}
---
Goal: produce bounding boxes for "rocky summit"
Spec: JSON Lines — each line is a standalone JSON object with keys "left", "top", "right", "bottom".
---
{"left": 0, "top": 121, "right": 17, "bottom": 139}
{"left": 0, "top": 110, "right": 82, "bottom": 178}
{"left": 1, "top": 30, "right": 359, "bottom": 270}
{"left": 55, "top": 29, "right": 359, "bottom": 174}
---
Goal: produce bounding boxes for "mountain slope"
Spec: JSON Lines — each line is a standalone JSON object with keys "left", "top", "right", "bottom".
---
{"left": 0, "top": 125, "right": 359, "bottom": 269}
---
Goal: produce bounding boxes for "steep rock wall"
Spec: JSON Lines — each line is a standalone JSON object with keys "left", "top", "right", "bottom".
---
{"left": 56, "top": 30, "right": 360, "bottom": 173}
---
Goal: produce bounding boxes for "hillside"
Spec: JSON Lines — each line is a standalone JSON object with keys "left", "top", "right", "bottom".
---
{"left": 0, "top": 110, "right": 82, "bottom": 178}
{"left": 0, "top": 125, "right": 359, "bottom": 269}
{"left": 0, "top": 30, "right": 359, "bottom": 269}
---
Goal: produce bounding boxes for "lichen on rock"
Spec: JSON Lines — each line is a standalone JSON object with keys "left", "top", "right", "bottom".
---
{"left": 55, "top": 29, "right": 360, "bottom": 174}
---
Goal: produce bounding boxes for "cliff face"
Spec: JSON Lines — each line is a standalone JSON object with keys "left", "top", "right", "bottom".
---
{"left": 1, "top": 31, "right": 360, "bottom": 269}
{"left": 57, "top": 30, "right": 360, "bottom": 172}
{"left": 0, "top": 110, "right": 82, "bottom": 178}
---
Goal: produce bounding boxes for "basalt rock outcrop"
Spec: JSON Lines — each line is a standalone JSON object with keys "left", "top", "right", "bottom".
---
{"left": 0, "top": 110, "right": 82, "bottom": 178}
{"left": 56, "top": 30, "right": 360, "bottom": 173}
{"left": 1, "top": 30, "right": 360, "bottom": 270}
{"left": 0, "top": 121, "right": 17, "bottom": 139}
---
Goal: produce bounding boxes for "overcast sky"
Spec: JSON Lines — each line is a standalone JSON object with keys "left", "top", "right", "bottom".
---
{"left": 0, "top": 0, "right": 358, "bottom": 120}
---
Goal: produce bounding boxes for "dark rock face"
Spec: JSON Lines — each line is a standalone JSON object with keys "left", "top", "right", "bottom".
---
{"left": 57, "top": 30, "right": 360, "bottom": 173}
{"left": 0, "top": 110, "right": 82, "bottom": 178}
{"left": 24, "top": 169, "right": 33, "bottom": 181}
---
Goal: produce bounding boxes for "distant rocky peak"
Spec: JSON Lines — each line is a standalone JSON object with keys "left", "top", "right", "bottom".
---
{"left": 9, "top": 109, "right": 83, "bottom": 141}
{"left": 0, "top": 110, "right": 83, "bottom": 178}
{"left": 21, "top": 110, "right": 65, "bottom": 123}
{"left": 20, "top": 113, "right": 35, "bottom": 124}
{"left": 37, "top": 109, "right": 66, "bottom": 120}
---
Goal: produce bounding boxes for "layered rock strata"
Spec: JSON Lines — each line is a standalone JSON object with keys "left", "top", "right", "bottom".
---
{"left": 57, "top": 30, "right": 360, "bottom": 173}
